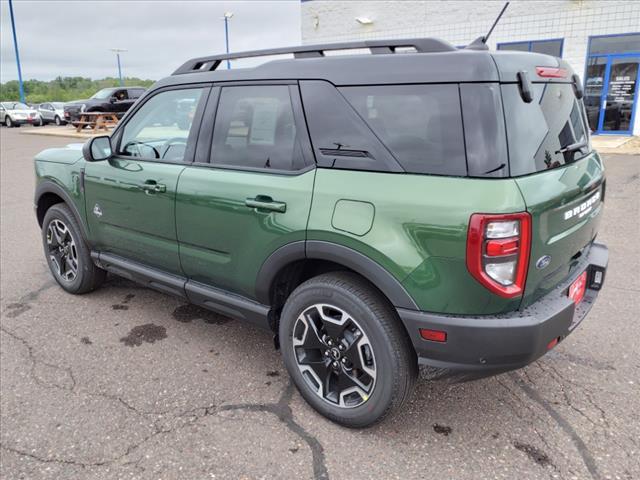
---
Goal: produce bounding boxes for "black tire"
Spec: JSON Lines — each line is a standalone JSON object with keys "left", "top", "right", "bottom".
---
{"left": 279, "top": 272, "right": 417, "bottom": 428}
{"left": 55, "top": 115, "right": 62, "bottom": 126}
{"left": 5, "top": 116, "right": 13, "bottom": 128}
{"left": 41, "top": 203, "right": 106, "bottom": 294}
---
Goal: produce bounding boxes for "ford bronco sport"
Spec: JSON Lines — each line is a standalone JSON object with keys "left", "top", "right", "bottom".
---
{"left": 34, "top": 37, "right": 608, "bottom": 427}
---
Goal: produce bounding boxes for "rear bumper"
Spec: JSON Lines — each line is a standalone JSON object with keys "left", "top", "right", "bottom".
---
{"left": 397, "top": 242, "right": 608, "bottom": 381}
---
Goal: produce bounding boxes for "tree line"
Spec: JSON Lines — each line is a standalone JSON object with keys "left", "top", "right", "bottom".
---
{"left": 0, "top": 76, "right": 156, "bottom": 103}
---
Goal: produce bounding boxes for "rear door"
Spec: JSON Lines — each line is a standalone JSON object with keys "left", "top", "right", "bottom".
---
{"left": 84, "top": 86, "right": 208, "bottom": 275}
{"left": 501, "top": 80, "right": 605, "bottom": 306}
{"left": 39, "top": 104, "right": 52, "bottom": 121}
{"left": 176, "top": 83, "right": 315, "bottom": 299}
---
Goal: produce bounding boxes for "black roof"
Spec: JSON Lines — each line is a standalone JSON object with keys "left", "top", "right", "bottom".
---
{"left": 154, "top": 37, "right": 567, "bottom": 89}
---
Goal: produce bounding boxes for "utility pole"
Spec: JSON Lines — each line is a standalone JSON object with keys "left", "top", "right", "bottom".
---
{"left": 110, "top": 48, "right": 127, "bottom": 86}
{"left": 223, "top": 12, "right": 233, "bottom": 70}
{"left": 8, "top": 0, "right": 26, "bottom": 104}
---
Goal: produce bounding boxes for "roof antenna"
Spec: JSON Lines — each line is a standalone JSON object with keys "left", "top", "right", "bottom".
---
{"left": 466, "top": 2, "right": 510, "bottom": 50}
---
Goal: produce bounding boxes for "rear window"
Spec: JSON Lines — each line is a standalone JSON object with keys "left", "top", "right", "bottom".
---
{"left": 502, "top": 83, "right": 591, "bottom": 176}
{"left": 340, "top": 84, "right": 467, "bottom": 176}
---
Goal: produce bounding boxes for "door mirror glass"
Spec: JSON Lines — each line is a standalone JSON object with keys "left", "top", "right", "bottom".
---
{"left": 83, "top": 136, "right": 112, "bottom": 162}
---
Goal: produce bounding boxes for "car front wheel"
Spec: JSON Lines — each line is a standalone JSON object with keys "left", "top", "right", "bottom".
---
{"left": 41, "top": 204, "right": 106, "bottom": 294}
{"left": 279, "top": 272, "right": 417, "bottom": 428}
{"left": 55, "top": 116, "right": 62, "bottom": 126}
{"left": 5, "top": 116, "right": 13, "bottom": 127}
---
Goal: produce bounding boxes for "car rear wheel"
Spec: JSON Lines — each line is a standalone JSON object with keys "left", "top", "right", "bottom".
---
{"left": 41, "top": 204, "right": 106, "bottom": 294}
{"left": 279, "top": 272, "right": 417, "bottom": 427}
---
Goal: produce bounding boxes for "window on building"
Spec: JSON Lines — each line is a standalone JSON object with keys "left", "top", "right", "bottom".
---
{"left": 588, "top": 33, "right": 640, "bottom": 56}
{"left": 497, "top": 39, "right": 564, "bottom": 57}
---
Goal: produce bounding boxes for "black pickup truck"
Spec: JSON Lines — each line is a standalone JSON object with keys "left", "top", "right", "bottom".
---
{"left": 64, "top": 87, "right": 146, "bottom": 124}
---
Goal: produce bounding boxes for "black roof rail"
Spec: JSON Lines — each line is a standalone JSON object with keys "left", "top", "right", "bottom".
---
{"left": 172, "top": 37, "right": 457, "bottom": 75}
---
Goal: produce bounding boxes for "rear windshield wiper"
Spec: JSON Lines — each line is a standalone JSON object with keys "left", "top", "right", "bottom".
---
{"left": 555, "top": 140, "right": 588, "bottom": 155}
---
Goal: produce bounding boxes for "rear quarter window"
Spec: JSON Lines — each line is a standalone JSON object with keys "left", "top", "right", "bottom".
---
{"left": 502, "top": 83, "right": 590, "bottom": 176}
{"left": 340, "top": 84, "right": 467, "bottom": 176}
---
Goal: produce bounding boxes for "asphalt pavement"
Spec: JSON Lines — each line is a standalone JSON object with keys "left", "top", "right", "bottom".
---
{"left": 1, "top": 126, "right": 639, "bottom": 480}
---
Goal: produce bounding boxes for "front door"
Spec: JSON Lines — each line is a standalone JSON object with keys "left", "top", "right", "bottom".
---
{"left": 84, "top": 86, "right": 208, "bottom": 275}
{"left": 586, "top": 54, "right": 639, "bottom": 134}
{"left": 111, "top": 89, "right": 133, "bottom": 113}
{"left": 176, "top": 84, "right": 316, "bottom": 299}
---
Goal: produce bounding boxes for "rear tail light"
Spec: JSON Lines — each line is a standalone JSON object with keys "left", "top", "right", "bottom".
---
{"left": 466, "top": 212, "right": 532, "bottom": 298}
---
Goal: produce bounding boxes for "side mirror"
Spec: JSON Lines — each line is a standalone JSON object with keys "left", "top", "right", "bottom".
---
{"left": 83, "top": 136, "right": 112, "bottom": 162}
{"left": 110, "top": 97, "right": 117, "bottom": 103}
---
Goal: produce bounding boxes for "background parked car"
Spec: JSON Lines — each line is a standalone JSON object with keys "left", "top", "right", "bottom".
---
{"left": 64, "top": 86, "right": 146, "bottom": 125}
{"left": 37, "top": 102, "right": 67, "bottom": 126}
{"left": 0, "top": 102, "right": 43, "bottom": 127}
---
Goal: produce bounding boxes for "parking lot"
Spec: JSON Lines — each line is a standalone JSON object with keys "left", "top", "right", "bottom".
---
{"left": 1, "top": 127, "right": 638, "bottom": 480}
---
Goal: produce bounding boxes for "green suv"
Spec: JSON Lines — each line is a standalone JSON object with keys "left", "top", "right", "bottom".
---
{"left": 34, "top": 38, "right": 608, "bottom": 427}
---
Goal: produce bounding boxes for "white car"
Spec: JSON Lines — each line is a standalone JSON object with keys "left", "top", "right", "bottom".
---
{"left": 0, "top": 102, "right": 43, "bottom": 127}
{"left": 37, "top": 102, "right": 67, "bottom": 126}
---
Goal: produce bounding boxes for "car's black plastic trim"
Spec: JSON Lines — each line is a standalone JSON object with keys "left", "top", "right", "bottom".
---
{"left": 255, "top": 241, "right": 306, "bottom": 304}
{"left": 93, "top": 251, "right": 187, "bottom": 298}
{"left": 186, "top": 281, "right": 270, "bottom": 330}
{"left": 306, "top": 241, "right": 418, "bottom": 310}
{"left": 398, "top": 242, "right": 609, "bottom": 381}
{"left": 92, "top": 251, "right": 271, "bottom": 329}
{"left": 255, "top": 240, "right": 418, "bottom": 310}
{"left": 35, "top": 180, "right": 90, "bottom": 242}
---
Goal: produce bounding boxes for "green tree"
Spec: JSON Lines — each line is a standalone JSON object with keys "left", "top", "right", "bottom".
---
{"left": 0, "top": 76, "right": 155, "bottom": 103}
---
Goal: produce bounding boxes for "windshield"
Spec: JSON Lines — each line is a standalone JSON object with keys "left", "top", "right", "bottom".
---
{"left": 502, "top": 83, "right": 591, "bottom": 176}
{"left": 6, "top": 102, "right": 29, "bottom": 110}
{"left": 91, "top": 88, "right": 115, "bottom": 100}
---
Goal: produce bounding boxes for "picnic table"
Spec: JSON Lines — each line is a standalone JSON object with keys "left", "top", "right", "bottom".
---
{"left": 75, "top": 112, "right": 119, "bottom": 133}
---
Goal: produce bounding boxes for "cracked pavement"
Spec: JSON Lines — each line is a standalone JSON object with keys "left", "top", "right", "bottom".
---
{"left": 1, "top": 127, "right": 639, "bottom": 479}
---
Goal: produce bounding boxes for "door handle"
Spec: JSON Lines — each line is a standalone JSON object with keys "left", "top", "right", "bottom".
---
{"left": 140, "top": 180, "right": 166, "bottom": 194}
{"left": 245, "top": 195, "right": 286, "bottom": 213}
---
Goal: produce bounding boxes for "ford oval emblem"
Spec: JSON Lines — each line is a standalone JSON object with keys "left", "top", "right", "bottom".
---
{"left": 536, "top": 255, "right": 551, "bottom": 270}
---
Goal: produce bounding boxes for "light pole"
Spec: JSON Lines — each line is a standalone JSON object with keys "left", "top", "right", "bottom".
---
{"left": 8, "top": 0, "right": 26, "bottom": 104}
{"left": 110, "top": 48, "right": 127, "bottom": 86}
{"left": 223, "top": 12, "right": 233, "bottom": 70}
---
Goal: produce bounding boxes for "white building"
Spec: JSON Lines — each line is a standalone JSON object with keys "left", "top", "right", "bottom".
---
{"left": 301, "top": 1, "right": 640, "bottom": 135}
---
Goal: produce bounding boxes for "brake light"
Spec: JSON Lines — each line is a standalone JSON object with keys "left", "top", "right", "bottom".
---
{"left": 466, "top": 212, "right": 531, "bottom": 298}
{"left": 536, "top": 66, "right": 568, "bottom": 78}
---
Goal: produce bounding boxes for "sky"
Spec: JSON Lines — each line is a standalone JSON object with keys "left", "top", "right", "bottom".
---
{"left": 0, "top": 0, "right": 302, "bottom": 82}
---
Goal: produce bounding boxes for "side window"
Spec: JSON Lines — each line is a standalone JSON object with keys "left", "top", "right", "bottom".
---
{"left": 300, "top": 80, "right": 402, "bottom": 172}
{"left": 210, "top": 85, "right": 306, "bottom": 171}
{"left": 129, "top": 89, "right": 144, "bottom": 99}
{"left": 118, "top": 88, "right": 203, "bottom": 161}
{"left": 340, "top": 84, "right": 467, "bottom": 176}
{"left": 113, "top": 90, "right": 128, "bottom": 101}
